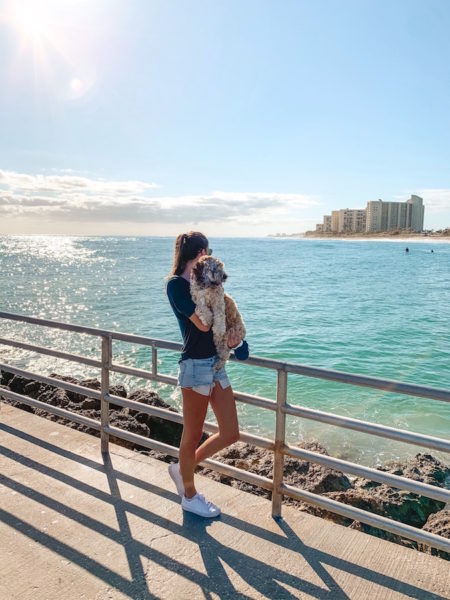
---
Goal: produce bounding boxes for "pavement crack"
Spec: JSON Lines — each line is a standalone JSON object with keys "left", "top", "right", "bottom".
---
{"left": 147, "top": 531, "right": 175, "bottom": 546}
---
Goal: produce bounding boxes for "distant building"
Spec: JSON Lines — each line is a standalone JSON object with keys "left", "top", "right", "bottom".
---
{"left": 366, "top": 195, "right": 424, "bottom": 232}
{"left": 314, "top": 194, "right": 425, "bottom": 235}
{"left": 323, "top": 215, "right": 332, "bottom": 232}
{"left": 330, "top": 208, "right": 366, "bottom": 232}
{"left": 331, "top": 210, "right": 340, "bottom": 232}
{"left": 408, "top": 195, "right": 425, "bottom": 231}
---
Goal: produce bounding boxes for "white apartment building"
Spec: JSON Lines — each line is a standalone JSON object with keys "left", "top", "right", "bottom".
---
{"left": 323, "top": 215, "right": 332, "bottom": 232}
{"left": 365, "top": 195, "right": 424, "bottom": 232}
{"left": 330, "top": 208, "right": 366, "bottom": 233}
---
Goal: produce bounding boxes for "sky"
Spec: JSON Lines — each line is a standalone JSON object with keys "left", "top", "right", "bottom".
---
{"left": 0, "top": 0, "right": 449, "bottom": 236}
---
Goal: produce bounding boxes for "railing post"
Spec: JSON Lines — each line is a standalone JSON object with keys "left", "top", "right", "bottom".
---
{"left": 152, "top": 342, "right": 157, "bottom": 378}
{"left": 272, "top": 367, "right": 287, "bottom": 518}
{"left": 101, "top": 334, "right": 112, "bottom": 453}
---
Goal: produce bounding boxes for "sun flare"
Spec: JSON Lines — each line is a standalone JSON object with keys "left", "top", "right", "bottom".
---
{"left": 1, "top": 0, "right": 102, "bottom": 100}
{"left": 7, "top": 1, "right": 52, "bottom": 43}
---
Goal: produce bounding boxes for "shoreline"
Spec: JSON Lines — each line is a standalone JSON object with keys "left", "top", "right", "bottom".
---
{"left": 270, "top": 234, "right": 450, "bottom": 243}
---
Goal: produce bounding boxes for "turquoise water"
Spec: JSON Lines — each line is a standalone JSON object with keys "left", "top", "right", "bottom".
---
{"left": 1, "top": 235, "right": 449, "bottom": 467}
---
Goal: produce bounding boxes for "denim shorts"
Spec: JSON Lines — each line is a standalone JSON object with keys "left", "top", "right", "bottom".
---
{"left": 177, "top": 354, "right": 231, "bottom": 396}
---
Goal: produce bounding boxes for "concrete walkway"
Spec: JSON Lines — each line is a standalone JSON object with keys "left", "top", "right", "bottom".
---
{"left": 0, "top": 402, "right": 448, "bottom": 600}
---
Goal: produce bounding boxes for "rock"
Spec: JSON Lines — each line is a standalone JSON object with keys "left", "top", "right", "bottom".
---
{"left": 7, "top": 375, "right": 34, "bottom": 395}
{"left": 420, "top": 510, "right": 450, "bottom": 560}
{"left": 0, "top": 370, "right": 15, "bottom": 386}
{"left": 2, "top": 371, "right": 190, "bottom": 454}
{"left": 377, "top": 453, "right": 450, "bottom": 488}
{"left": 2, "top": 375, "right": 37, "bottom": 412}
{"left": 351, "top": 454, "right": 449, "bottom": 527}
{"left": 64, "top": 376, "right": 100, "bottom": 404}
{"left": 198, "top": 440, "right": 351, "bottom": 501}
{"left": 110, "top": 384, "right": 127, "bottom": 398}
{"left": 300, "top": 454, "right": 449, "bottom": 547}
{"left": 24, "top": 380, "right": 50, "bottom": 399}
{"left": 125, "top": 390, "right": 187, "bottom": 447}
{"left": 109, "top": 384, "right": 127, "bottom": 409}
{"left": 80, "top": 398, "right": 98, "bottom": 410}
{"left": 36, "top": 387, "right": 71, "bottom": 408}
{"left": 110, "top": 411, "right": 150, "bottom": 439}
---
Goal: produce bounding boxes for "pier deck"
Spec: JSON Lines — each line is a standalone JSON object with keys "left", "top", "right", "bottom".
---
{"left": 1, "top": 403, "right": 448, "bottom": 600}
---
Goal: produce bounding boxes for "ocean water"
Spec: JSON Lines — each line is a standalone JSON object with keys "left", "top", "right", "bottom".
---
{"left": 1, "top": 235, "right": 449, "bottom": 468}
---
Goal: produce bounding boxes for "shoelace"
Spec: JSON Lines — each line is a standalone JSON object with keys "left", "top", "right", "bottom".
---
{"left": 198, "top": 492, "right": 214, "bottom": 508}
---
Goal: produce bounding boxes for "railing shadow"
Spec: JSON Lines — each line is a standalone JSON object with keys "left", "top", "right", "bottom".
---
{"left": 1, "top": 422, "right": 446, "bottom": 600}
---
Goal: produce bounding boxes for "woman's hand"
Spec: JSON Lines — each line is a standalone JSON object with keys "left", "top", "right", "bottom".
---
{"left": 227, "top": 327, "right": 242, "bottom": 349}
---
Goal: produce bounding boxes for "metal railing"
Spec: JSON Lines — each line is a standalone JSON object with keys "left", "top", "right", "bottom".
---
{"left": 1, "top": 310, "right": 449, "bottom": 553}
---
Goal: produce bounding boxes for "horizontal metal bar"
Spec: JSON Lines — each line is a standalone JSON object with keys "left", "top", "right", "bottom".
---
{"left": 106, "top": 393, "right": 275, "bottom": 451}
{"left": 104, "top": 424, "right": 179, "bottom": 457}
{"left": 104, "top": 425, "right": 274, "bottom": 490}
{"left": 280, "top": 481, "right": 450, "bottom": 554}
{"left": 110, "top": 362, "right": 168, "bottom": 382}
{"left": 197, "top": 457, "right": 274, "bottom": 491}
{"left": 0, "top": 363, "right": 102, "bottom": 400}
{"left": 282, "top": 443, "right": 450, "bottom": 504}
{"left": 0, "top": 388, "right": 101, "bottom": 431}
{"left": 0, "top": 337, "right": 102, "bottom": 369}
{"left": 285, "top": 363, "right": 450, "bottom": 403}
{"left": 0, "top": 311, "right": 113, "bottom": 338}
{"left": 111, "top": 332, "right": 181, "bottom": 351}
{"left": 2, "top": 311, "right": 449, "bottom": 403}
{"left": 233, "top": 391, "right": 277, "bottom": 411}
{"left": 110, "top": 362, "right": 278, "bottom": 411}
{"left": 283, "top": 403, "right": 450, "bottom": 453}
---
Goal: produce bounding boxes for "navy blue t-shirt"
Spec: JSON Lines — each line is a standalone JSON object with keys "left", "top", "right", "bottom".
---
{"left": 166, "top": 275, "right": 217, "bottom": 361}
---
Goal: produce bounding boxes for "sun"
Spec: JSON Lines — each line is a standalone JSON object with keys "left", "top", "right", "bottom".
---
{"left": 1, "top": 0, "right": 100, "bottom": 101}
{"left": 7, "top": 1, "right": 53, "bottom": 44}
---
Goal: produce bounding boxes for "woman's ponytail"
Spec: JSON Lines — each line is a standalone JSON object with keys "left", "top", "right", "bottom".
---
{"left": 166, "top": 230, "right": 209, "bottom": 277}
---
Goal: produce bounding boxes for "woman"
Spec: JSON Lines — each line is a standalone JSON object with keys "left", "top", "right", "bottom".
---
{"left": 165, "top": 231, "right": 249, "bottom": 517}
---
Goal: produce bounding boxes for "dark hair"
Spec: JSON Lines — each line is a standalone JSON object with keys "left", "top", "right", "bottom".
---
{"left": 166, "top": 231, "right": 209, "bottom": 277}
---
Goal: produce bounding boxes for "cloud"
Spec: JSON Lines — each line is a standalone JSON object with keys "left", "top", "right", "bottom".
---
{"left": 0, "top": 169, "right": 160, "bottom": 196}
{"left": 393, "top": 189, "right": 450, "bottom": 214}
{"left": 0, "top": 169, "right": 319, "bottom": 224}
{"left": 414, "top": 189, "right": 450, "bottom": 213}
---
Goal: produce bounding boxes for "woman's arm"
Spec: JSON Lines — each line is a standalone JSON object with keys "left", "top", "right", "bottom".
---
{"left": 189, "top": 312, "right": 211, "bottom": 332}
{"left": 167, "top": 278, "right": 211, "bottom": 332}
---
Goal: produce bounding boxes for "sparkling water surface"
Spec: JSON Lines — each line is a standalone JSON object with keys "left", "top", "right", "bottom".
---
{"left": 1, "top": 235, "right": 449, "bottom": 467}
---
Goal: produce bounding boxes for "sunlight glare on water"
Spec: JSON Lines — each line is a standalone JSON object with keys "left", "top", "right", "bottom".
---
{"left": 1, "top": 235, "right": 449, "bottom": 467}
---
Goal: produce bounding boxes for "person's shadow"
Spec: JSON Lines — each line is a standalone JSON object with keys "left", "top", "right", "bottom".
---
{"left": 1, "top": 423, "right": 446, "bottom": 600}
{"left": 181, "top": 511, "right": 350, "bottom": 599}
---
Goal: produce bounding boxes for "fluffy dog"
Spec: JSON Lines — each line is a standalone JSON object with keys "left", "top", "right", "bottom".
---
{"left": 190, "top": 255, "right": 246, "bottom": 371}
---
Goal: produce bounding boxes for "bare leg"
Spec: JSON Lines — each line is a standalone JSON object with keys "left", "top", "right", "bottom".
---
{"left": 194, "top": 381, "right": 240, "bottom": 465}
{"left": 179, "top": 387, "right": 209, "bottom": 498}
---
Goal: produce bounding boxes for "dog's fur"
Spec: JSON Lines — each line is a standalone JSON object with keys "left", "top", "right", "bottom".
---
{"left": 190, "top": 255, "right": 246, "bottom": 371}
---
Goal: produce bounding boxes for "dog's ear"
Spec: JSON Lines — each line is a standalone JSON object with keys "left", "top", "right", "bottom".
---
{"left": 192, "top": 257, "right": 205, "bottom": 281}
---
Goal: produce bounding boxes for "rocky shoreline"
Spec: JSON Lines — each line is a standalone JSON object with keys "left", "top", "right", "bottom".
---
{"left": 1, "top": 370, "right": 448, "bottom": 560}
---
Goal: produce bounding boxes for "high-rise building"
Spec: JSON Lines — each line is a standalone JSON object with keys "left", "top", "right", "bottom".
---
{"left": 365, "top": 195, "right": 424, "bottom": 232}
{"left": 331, "top": 210, "right": 340, "bottom": 232}
{"left": 330, "top": 208, "right": 366, "bottom": 232}
{"left": 408, "top": 195, "right": 425, "bottom": 232}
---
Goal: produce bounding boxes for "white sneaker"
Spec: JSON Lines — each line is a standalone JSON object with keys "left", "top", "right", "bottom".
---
{"left": 168, "top": 462, "right": 185, "bottom": 497}
{"left": 181, "top": 492, "right": 221, "bottom": 517}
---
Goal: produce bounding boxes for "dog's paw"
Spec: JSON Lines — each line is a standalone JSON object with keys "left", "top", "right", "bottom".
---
{"left": 195, "top": 306, "right": 212, "bottom": 326}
